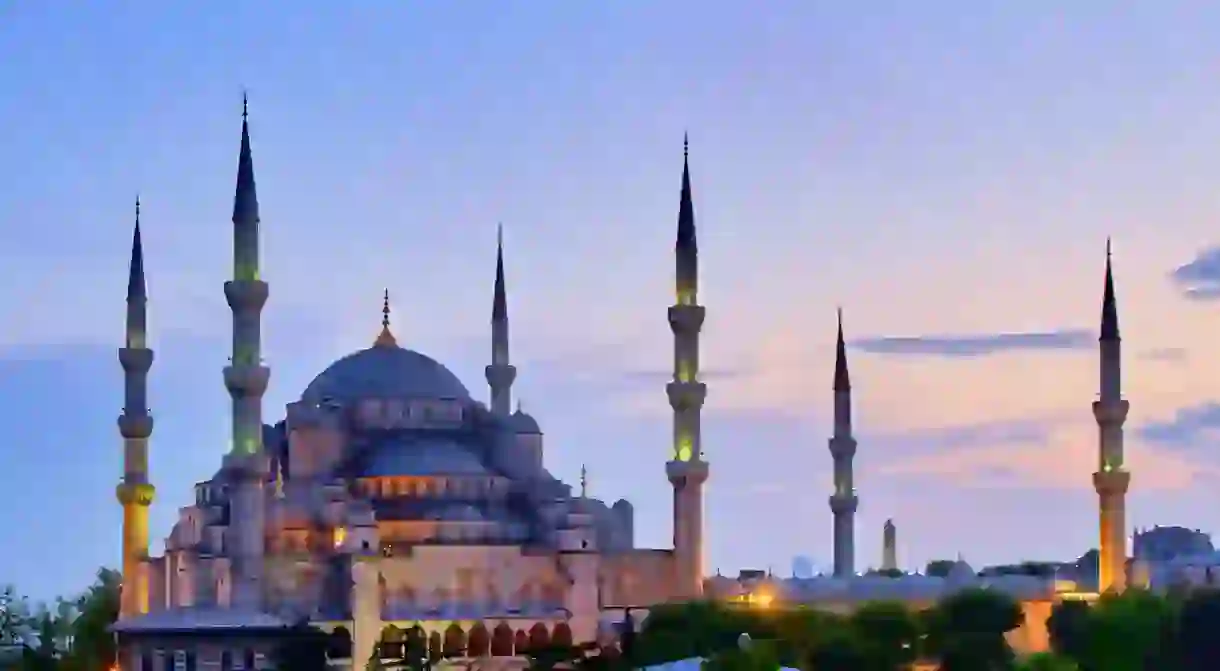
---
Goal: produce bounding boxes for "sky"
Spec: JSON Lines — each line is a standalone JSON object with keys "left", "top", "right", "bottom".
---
{"left": 6, "top": 0, "right": 1220, "bottom": 602}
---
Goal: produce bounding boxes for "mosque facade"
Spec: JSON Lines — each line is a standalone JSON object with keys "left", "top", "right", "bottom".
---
{"left": 111, "top": 104, "right": 709, "bottom": 669}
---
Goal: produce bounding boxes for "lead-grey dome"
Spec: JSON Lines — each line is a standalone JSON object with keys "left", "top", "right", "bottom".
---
{"left": 303, "top": 344, "right": 471, "bottom": 403}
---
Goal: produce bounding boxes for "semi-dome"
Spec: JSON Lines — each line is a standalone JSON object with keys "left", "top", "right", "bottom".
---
{"left": 303, "top": 344, "right": 471, "bottom": 404}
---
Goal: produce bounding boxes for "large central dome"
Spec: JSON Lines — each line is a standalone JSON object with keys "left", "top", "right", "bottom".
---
{"left": 302, "top": 342, "right": 471, "bottom": 404}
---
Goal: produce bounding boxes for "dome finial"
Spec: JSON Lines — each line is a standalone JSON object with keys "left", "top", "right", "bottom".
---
{"left": 374, "top": 288, "right": 398, "bottom": 347}
{"left": 580, "top": 464, "right": 588, "bottom": 498}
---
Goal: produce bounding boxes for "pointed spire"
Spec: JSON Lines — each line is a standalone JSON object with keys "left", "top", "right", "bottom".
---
{"left": 374, "top": 289, "right": 398, "bottom": 347}
{"left": 232, "top": 92, "right": 260, "bottom": 227}
{"left": 834, "top": 307, "right": 851, "bottom": 391}
{"left": 1101, "top": 238, "right": 1120, "bottom": 342}
{"left": 127, "top": 197, "right": 146, "bottom": 302}
{"left": 579, "top": 464, "right": 588, "bottom": 498}
{"left": 493, "top": 224, "right": 507, "bottom": 322}
{"left": 676, "top": 133, "right": 697, "bottom": 254}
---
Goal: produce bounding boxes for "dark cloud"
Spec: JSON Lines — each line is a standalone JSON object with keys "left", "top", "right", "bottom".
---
{"left": 850, "top": 330, "right": 1092, "bottom": 358}
{"left": 1137, "top": 402, "right": 1220, "bottom": 448}
{"left": 1170, "top": 247, "right": 1220, "bottom": 300}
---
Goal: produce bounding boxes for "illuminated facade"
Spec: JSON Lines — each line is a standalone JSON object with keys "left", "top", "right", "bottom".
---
{"left": 111, "top": 105, "right": 708, "bottom": 669}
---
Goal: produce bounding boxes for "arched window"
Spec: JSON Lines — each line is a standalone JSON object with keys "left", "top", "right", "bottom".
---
{"left": 220, "top": 650, "right": 232, "bottom": 671}
{"left": 243, "top": 650, "right": 255, "bottom": 670}
{"left": 329, "top": 626, "right": 353, "bottom": 660}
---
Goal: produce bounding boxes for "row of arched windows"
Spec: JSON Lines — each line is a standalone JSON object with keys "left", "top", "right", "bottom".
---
{"left": 375, "top": 621, "right": 572, "bottom": 660}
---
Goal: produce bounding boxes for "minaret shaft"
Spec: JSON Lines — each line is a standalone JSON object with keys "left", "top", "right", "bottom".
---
{"left": 1094, "top": 242, "right": 1129, "bottom": 593}
{"left": 667, "top": 137, "right": 708, "bottom": 599}
{"left": 829, "top": 311, "right": 857, "bottom": 578}
{"left": 118, "top": 204, "right": 155, "bottom": 618}
{"left": 222, "top": 99, "right": 270, "bottom": 609}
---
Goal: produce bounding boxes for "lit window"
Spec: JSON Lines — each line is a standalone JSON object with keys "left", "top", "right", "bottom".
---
{"left": 333, "top": 527, "right": 347, "bottom": 549}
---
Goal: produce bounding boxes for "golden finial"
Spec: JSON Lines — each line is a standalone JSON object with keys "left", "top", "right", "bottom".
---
{"left": 374, "top": 288, "right": 398, "bottom": 347}
{"left": 579, "top": 464, "right": 588, "bottom": 498}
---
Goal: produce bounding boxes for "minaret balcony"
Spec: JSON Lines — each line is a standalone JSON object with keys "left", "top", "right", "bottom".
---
{"left": 224, "top": 279, "right": 269, "bottom": 311}
{"left": 668, "top": 305, "right": 706, "bottom": 333}
{"left": 118, "top": 414, "right": 154, "bottom": 439}
{"left": 223, "top": 451, "right": 272, "bottom": 480}
{"left": 828, "top": 493, "right": 858, "bottom": 515}
{"left": 118, "top": 347, "right": 154, "bottom": 372}
{"left": 224, "top": 365, "right": 270, "bottom": 397}
{"left": 484, "top": 364, "right": 517, "bottom": 388}
{"left": 1092, "top": 399, "right": 1130, "bottom": 425}
{"left": 828, "top": 435, "right": 857, "bottom": 460}
{"left": 666, "top": 459, "right": 709, "bottom": 486}
{"left": 1092, "top": 469, "right": 1130, "bottom": 496}
{"left": 116, "top": 482, "right": 156, "bottom": 507}
{"left": 666, "top": 381, "right": 707, "bottom": 410}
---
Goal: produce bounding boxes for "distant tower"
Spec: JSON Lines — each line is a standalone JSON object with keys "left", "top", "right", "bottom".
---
{"left": 666, "top": 136, "right": 709, "bottom": 599}
{"left": 829, "top": 309, "right": 858, "bottom": 578}
{"left": 485, "top": 225, "right": 516, "bottom": 416}
{"left": 221, "top": 96, "right": 272, "bottom": 608}
{"left": 882, "top": 519, "right": 897, "bottom": 571}
{"left": 117, "top": 198, "right": 155, "bottom": 618}
{"left": 1094, "top": 239, "right": 1130, "bottom": 592}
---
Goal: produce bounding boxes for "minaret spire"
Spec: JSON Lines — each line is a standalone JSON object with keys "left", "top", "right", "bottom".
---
{"left": 666, "top": 135, "right": 709, "bottom": 599}
{"left": 829, "top": 308, "right": 858, "bottom": 578}
{"left": 374, "top": 289, "right": 398, "bottom": 347}
{"left": 1093, "top": 239, "right": 1130, "bottom": 592}
{"left": 118, "top": 197, "right": 156, "bottom": 618}
{"left": 485, "top": 224, "right": 517, "bottom": 416}
{"left": 222, "top": 95, "right": 271, "bottom": 610}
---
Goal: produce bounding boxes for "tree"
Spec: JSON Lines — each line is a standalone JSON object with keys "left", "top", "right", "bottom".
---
{"left": 933, "top": 588, "right": 1022, "bottom": 671}
{"left": 60, "top": 568, "right": 121, "bottom": 671}
{"left": 805, "top": 630, "right": 867, "bottom": 671}
{"left": 1080, "top": 589, "right": 1176, "bottom": 671}
{"left": 850, "top": 600, "right": 918, "bottom": 670}
{"left": 1016, "top": 651, "right": 1079, "bottom": 671}
{"left": 269, "top": 620, "right": 330, "bottom": 671}
{"left": 1178, "top": 587, "right": 1220, "bottom": 670}
{"left": 1046, "top": 599, "right": 1091, "bottom": 662}
{"left": 0, "top": 586, "right": 32, "bottom": 648}
{"left": 703, "top": 639, "right": 778, "bottom": 671}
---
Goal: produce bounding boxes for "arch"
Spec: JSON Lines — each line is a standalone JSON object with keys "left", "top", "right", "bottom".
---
{"left": 467, "top": 623, "right": 491, "bottom": 657}
{"left": 552, "top": 622, "right": 573, "bottom": 648}
{"left": 443, "top": 623, "right": 466, "bottom": 657}
{"left": 381, "top": 624, "right": 406, "bottom": 641}
{"left": 529, "top": 622, "right": 551, "bottom": 650}
{"left": 405, "top": 626, "right": 428, "bottom": 662}
{"left": 241, "top": 650, "right": 253, "bottom": 671}
{"left": 491, "top": 623, "right": 515, "bottom": 656}
{"left": 328, "top": 626, "right": 353, "bottom": 660}
{"left": 428, "top": 631, "right": 443, "bottom": 661}
{"left": 218, "top": 651, "right": 231, "bottom": 671}
{"left": 514, "top": 629, "right": 530, "bottom": 654}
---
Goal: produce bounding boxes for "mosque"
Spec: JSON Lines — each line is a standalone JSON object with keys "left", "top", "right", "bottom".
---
{"left": 110, "top": 102, "right": 710, "bottom": 669}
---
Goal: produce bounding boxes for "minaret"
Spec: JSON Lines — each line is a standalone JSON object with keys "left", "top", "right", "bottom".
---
{"left": 117, "top": 198, "right": 156, "bottom": 618}
{"left": 221, "top": 95, "right": 272, "bottom": 608}
{"left": 665, "top": 135, "right": 709, "bottom": 599}
{"left": 882, "top": 519, "right": 897, "bottom": 571}
{"left": 1093, "top": 239, "right": 1130, "bottom": 593}
{"left": 485, "top": 225, "right": 516, "bottom": 416}
{"left": 828, "top": 308, "right": 858, "bottom": 578}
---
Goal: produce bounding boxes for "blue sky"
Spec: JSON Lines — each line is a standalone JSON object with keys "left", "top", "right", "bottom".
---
{"left": 7, "top": 1, "right": 1220, "bottom": 601}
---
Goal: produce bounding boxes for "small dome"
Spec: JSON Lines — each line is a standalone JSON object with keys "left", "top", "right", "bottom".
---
{"left": 303, "top": 344, "right": 471, "bottom": 404}
{"left": 510, "top": 409, "right": 541, "bottom": 434}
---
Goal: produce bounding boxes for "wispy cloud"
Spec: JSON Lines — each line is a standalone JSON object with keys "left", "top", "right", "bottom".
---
{"left": 1139, "top": 347, "right": 1188, "bottom": 363}
{"left": 868, "top": 418, "right": 1060, "bottom": 454}
{"left": 1170, "top": 247, "right": 1220, "bottom": 300}
{"left": 1137, "top": 402, "right": 1220, "bottom": 449}
{"left": 851, "top": 330, "right": 1092, "bottom": 358}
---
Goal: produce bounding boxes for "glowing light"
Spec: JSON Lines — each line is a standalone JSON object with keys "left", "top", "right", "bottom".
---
{"left": 333, "top": 527, "right": 347, "bottom": 549}
{"left": 747, "top": 591, "right": 773, "bottom": 608}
